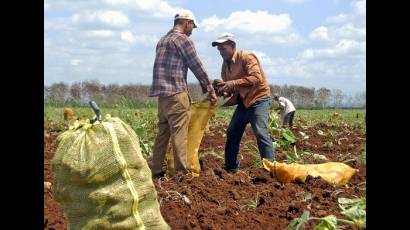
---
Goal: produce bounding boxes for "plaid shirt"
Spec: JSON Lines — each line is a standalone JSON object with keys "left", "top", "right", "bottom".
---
{"left": 149, "top": 29, "right": 211, "bottom": 97}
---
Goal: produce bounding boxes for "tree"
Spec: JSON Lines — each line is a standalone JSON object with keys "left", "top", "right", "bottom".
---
{"left": 354, "top": 91, "right": 366, "bottom": 108}
{"left": 315, "top": 87, "right": 331, "bottom": 109}
{"left": 344, "top": 95, "right": 354, "bottom": 107}
{"left": 331, "top": 89, "right": 344, "bottom": 108}
{"left": 82, "top": 80, "right": 103, "bottom": 104}
{"left": 70, "top": 82, "right": 82, "bottom": 101}
{"left": 103, "top": 83, "right": 121, "bottom": 106}
{"left": 296, "top": 86, "right": 315, "bottom": 108}
{"left": 48, "top": 82, "right": 69, "bottom": 103}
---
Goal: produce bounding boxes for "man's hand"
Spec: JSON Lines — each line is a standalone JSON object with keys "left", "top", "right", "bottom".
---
{"left": 212, "top": 79, "right": 225, "bottom": 96}
{"left": 207, "top": 84, "right": 218, "bottom": 105}
{"left": 217, "top": 80, "right": 237, "bottom": 94}
{"left": 208, "top": 90, "right": 217, "bottom": 105}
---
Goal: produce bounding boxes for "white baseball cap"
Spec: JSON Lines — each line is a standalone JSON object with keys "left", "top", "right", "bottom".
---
{"left": 174, "top": 10, "right": 199, "bottom": 28}
{"left": 212, "top": 33, "right": 236, "bottom": 47}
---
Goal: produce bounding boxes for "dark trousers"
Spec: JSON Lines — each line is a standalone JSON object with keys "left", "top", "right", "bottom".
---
{"left": 283, "top": 111, "right": 295, "bottom": 128}
{"left": 225, "top": 97, "right": 275, "bottom": 171}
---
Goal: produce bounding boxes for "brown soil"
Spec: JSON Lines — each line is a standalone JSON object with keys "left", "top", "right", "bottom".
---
{"left": 44, "top": 127, "right": 67, "bottom": 230}
{"left": 44, "top": 122, "right": 366, "bottom": 230}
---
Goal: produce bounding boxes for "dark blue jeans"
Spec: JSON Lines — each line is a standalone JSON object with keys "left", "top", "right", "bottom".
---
{"left": 283, "top": 111, "right": 295, "bottom": 128}
{"left": 225, "top": 97, "right": 275, "bottom": 171}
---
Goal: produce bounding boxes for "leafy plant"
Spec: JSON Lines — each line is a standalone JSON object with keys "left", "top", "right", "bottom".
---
{"left": 240, "top": 192, "right": 260, "bottom": 211}
{"left": 140, "top": 141, "right": 153, "bottom": 157}
{"left": 287, "top": 210, "right": 311, "bottom": 230}
{"left": 287, "top": 211, "right": 340, "bottom": 230}
{"left": 287, "top": 196, "right": 366, "bottom": 230}
{"left": 338, "top": 197, "right": 366, "bottom": 229}
{"left": 285, "top": 150, "right": 304, "bottom": 164}
{"left": 312, "top": 215, "right": 338, "bottom": 230}
{"left": 268, "top": 110, "right": 296, "bottom": 150}
{"left": 357, "top": 144, "right": 366, "bottom": 165}
{"left": 321, "top": 141, "right": 333, "bottom": 148}
{"left": 245, "top": 143, "right": 263, "bottom": 168}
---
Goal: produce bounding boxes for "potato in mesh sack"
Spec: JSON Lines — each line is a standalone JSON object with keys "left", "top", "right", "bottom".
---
{"left": 52, "top": 110, "right": 169, "bottom": 230}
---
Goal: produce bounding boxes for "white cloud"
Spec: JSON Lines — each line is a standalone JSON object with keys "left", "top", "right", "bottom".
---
{"left": 334, "top": 24, "right": 365, "bottom": 40}
{"left": 251, "top": 53, "right": 365, "bottom": 95}
{"left": 279, "top": 60, "right": 308, "bottom": 77}
{"left": 134, "top": 35, "right": 159, "bottom": 46}
{"left": 327, "top": 0, "right": 365, "bottom": 26}
{"left": 268, "top": 33, "right": 305, "bottom": 45}
{"left": 42, "top": 0, "right": 100, "bottom": 11}
{"left": 309, "top": 26, "right": 330, "bottom": 41}
{"left": 120, "top": 31, "right": 136, "bottom": 43}
{"left": 201, "top": 10, "right": 292, "bottom": 34}
{"left": 200, "top": 15, "right": 224, "bottom": 32}
{"left": 251, "top": 50, "right": 274, "bottom": 66}
{"left": 300, "top": 39, "right": 365, "bottom": 59}
{"left": 71, "top": 59, "right": 82, "bottom": 66}
{"left": 44, "top": 17, "right": 73, "bottom": 32}
{"left": 326, "top": 14, "right": 351, "bottom": 24}
{"left": 72, "top": 10, "right": 130, "bottom": 29}
{"left": 46, "top": 0, "right": 185, "bottom": 19}
{"left": 85, "top": 30, "right": 116, "bottom": 38}
{"left": 312, "top": 0, "right": 365, "bottom": 52}
{"left": 103, "top": 0, "right": 184, "bottom": 18}
{"left": 352, "top": 0, "right": 366, "bottom": 16}
{"left": 102, "top": 0, "right": 130, "bottom": 5}
{"left": 310, "top": 24, "right": 364, "bottom": 42}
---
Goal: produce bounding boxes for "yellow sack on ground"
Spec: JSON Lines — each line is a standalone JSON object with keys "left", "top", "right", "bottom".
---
{"left": 52, "top": 114, "right": 170, "bottom": 230}
{"left": 166, "top": 100, "right": 217, "bottom": 177}
{"left": 262, "top": 159, "right": 357, "bottom": 186}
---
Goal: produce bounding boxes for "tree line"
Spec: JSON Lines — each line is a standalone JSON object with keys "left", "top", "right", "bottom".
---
{"left": 44, "top": 80, "right": 365, "bottom": 109}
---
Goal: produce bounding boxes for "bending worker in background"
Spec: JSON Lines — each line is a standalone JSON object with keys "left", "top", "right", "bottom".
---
{"left": 273, "top": 94, "right": 296, "bottom": 128}
{"left": 212, "top": 33, "right": 275, "bottom": 173}
{"left": 149, "top": 10, "right": 217, "bottom": 178}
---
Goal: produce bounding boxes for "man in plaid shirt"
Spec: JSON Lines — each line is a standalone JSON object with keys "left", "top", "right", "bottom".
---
{"left": 149, "top": 10, "right": 217, "bottom": 177}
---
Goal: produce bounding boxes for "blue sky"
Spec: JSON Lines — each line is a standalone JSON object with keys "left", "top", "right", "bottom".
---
{"left": 44, "top": 0, "right": 366, "bottom": 95}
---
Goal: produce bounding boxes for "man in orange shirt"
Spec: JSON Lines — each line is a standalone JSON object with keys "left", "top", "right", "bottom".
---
{"left": 212, "top": 33, "right": 275, "bottom": 173}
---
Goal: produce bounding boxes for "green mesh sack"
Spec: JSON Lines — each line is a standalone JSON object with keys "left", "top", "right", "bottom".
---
{"left": 52, "top": 114, "right": 170, "bottom": 230}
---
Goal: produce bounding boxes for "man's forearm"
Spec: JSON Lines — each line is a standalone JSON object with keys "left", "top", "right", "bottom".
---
{"left": 234, "top": 75, "right": 260, "bottom": 87}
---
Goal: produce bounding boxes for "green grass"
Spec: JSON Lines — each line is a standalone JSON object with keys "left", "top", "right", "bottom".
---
{"left": 45, "top": 106, "right": 365, "bottom": 129}
{"left": 45, "top": 105, "right": 365, "bottom": 134}
{"left": 44, "top": 105, "right": 365, "bottom": 156}
{"left": 296, "top": 109, "right": 366, "bottom": 127}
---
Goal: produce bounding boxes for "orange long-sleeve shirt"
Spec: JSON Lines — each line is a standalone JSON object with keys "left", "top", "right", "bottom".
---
{"left": 221, "top": 49, "right": 271, "bottom": 108}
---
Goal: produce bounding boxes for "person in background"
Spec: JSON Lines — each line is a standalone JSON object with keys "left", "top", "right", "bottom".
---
{"left": 273, "top": 94, "right": 296, "bottom": 128}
